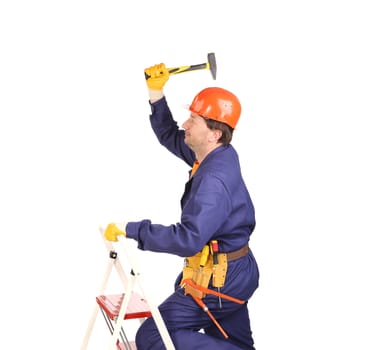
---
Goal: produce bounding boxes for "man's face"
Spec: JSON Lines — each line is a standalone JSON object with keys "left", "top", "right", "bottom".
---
{"left": 182, "top": 113, "right": 214, "bottom": 151}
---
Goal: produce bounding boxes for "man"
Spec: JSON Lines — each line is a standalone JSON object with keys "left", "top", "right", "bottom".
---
{"left": 104, "top": 63, "right": 259, "bottom": 349}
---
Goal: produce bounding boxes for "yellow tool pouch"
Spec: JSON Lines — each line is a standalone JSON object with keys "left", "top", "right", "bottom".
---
{"left": 181, "top": 250, "right": 228, "bottom": 298}
{"left": 212, "top": 253, "right": 228, "bottom": 288}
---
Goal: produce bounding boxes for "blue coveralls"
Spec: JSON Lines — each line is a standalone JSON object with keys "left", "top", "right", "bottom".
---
{"left": 126, "top": 97, "right": 259, "bottom": 349}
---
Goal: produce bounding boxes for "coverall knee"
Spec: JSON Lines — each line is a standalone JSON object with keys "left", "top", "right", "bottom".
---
{"left": 135, "top": 290, "right": 255, "bottom": 350}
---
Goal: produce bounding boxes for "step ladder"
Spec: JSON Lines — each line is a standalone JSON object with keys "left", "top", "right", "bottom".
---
{"left": 81, "top": 227, "right": 175, "bottom": 350}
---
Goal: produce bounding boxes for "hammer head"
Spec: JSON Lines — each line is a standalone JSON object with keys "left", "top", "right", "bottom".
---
{"left": 208, "top": 52, "right": 217, "bottom": 80}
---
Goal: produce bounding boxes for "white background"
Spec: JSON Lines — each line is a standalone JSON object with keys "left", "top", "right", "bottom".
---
{"left": 1, "top": 1, "right": 364, "bottom": 349}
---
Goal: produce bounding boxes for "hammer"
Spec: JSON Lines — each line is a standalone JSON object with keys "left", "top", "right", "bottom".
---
{"left": 145, "top": 52, "right": 217, "bottom": 80}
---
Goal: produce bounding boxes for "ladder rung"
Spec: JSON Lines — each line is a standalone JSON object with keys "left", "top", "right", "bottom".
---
{"left": 117, "top": 339, "right": 138, "bottom": 350}
{"left": 96, "top": 292, "right": 152, "bottom": 320}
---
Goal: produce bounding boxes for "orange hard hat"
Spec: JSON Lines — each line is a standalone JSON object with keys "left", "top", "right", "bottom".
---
{"left": 189, "top": 87, "right": 241, "bottom": 129}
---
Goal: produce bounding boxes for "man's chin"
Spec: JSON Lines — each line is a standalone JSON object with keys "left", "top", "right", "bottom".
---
{"left": 184, "top": 138, "right": 192, "bottom": 148}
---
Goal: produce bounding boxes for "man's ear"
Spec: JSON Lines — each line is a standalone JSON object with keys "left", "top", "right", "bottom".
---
{"left": 212, "top": 129, "right": 222, "bottom": 142}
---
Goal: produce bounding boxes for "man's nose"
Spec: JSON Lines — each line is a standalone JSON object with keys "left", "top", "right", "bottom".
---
{"left": 182, "top": 119, "right": 189, "bottom": 130}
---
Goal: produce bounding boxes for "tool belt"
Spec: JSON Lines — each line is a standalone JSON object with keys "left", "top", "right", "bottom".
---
{"left": 181, "top": 244, "right": 249, "bottom": 299}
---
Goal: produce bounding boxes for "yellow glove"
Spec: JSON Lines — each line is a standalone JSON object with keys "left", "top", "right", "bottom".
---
{"left": 104, "top": 223, "right": 126, "bottom": 242}
{"left": 144, "top": 63, "right": 169, "bottom": 90}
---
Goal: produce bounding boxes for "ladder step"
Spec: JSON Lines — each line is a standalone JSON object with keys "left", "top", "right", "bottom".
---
{"left": 96, "top": 292, "right": 152, "bottom": 320}
{"left": 117, "top": 339, "right": 138, "bottom": 350}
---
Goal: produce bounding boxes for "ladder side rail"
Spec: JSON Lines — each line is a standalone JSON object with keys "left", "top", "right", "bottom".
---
{"left": 81, "top": 256, "right": 115, "bottom": 349}
{"left": 107, "top": 273, "right": 137, "bottom": 350}
{"left": 99, "top": 226, "right": 129, "bottom": 286}
{"left": 81, "top": 228, "right": 129, "bottom": 349}
{"left": 121, "top": 239, "right": 176, "bottom": 350}
{"left": 137, "top": 275, "right": 176, "bottom": 350}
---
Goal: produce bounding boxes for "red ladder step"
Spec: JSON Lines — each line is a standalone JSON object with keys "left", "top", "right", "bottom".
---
{"left": 116, "top": 339, "right": 138, "bottom": 350}
{"left": 96, "top": 292, "right": 152, "bottom": 321}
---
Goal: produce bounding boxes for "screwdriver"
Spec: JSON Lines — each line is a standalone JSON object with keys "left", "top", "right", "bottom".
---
{"left": 211, "top": 240, "right": 222, "bottom": 308}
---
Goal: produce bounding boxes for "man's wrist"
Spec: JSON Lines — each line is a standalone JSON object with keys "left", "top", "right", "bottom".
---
{"left": 148, "top": 88, "right": 164, "bottom": 103}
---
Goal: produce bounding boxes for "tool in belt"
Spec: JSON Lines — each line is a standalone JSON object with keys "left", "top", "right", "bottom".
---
{"left": 180, "top": 242, "right": 249, "bottom": 338}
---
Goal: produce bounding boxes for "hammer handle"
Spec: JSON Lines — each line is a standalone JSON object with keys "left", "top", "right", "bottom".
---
{"left": 168, "top": 63, "right": 208, "bottom": 75}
